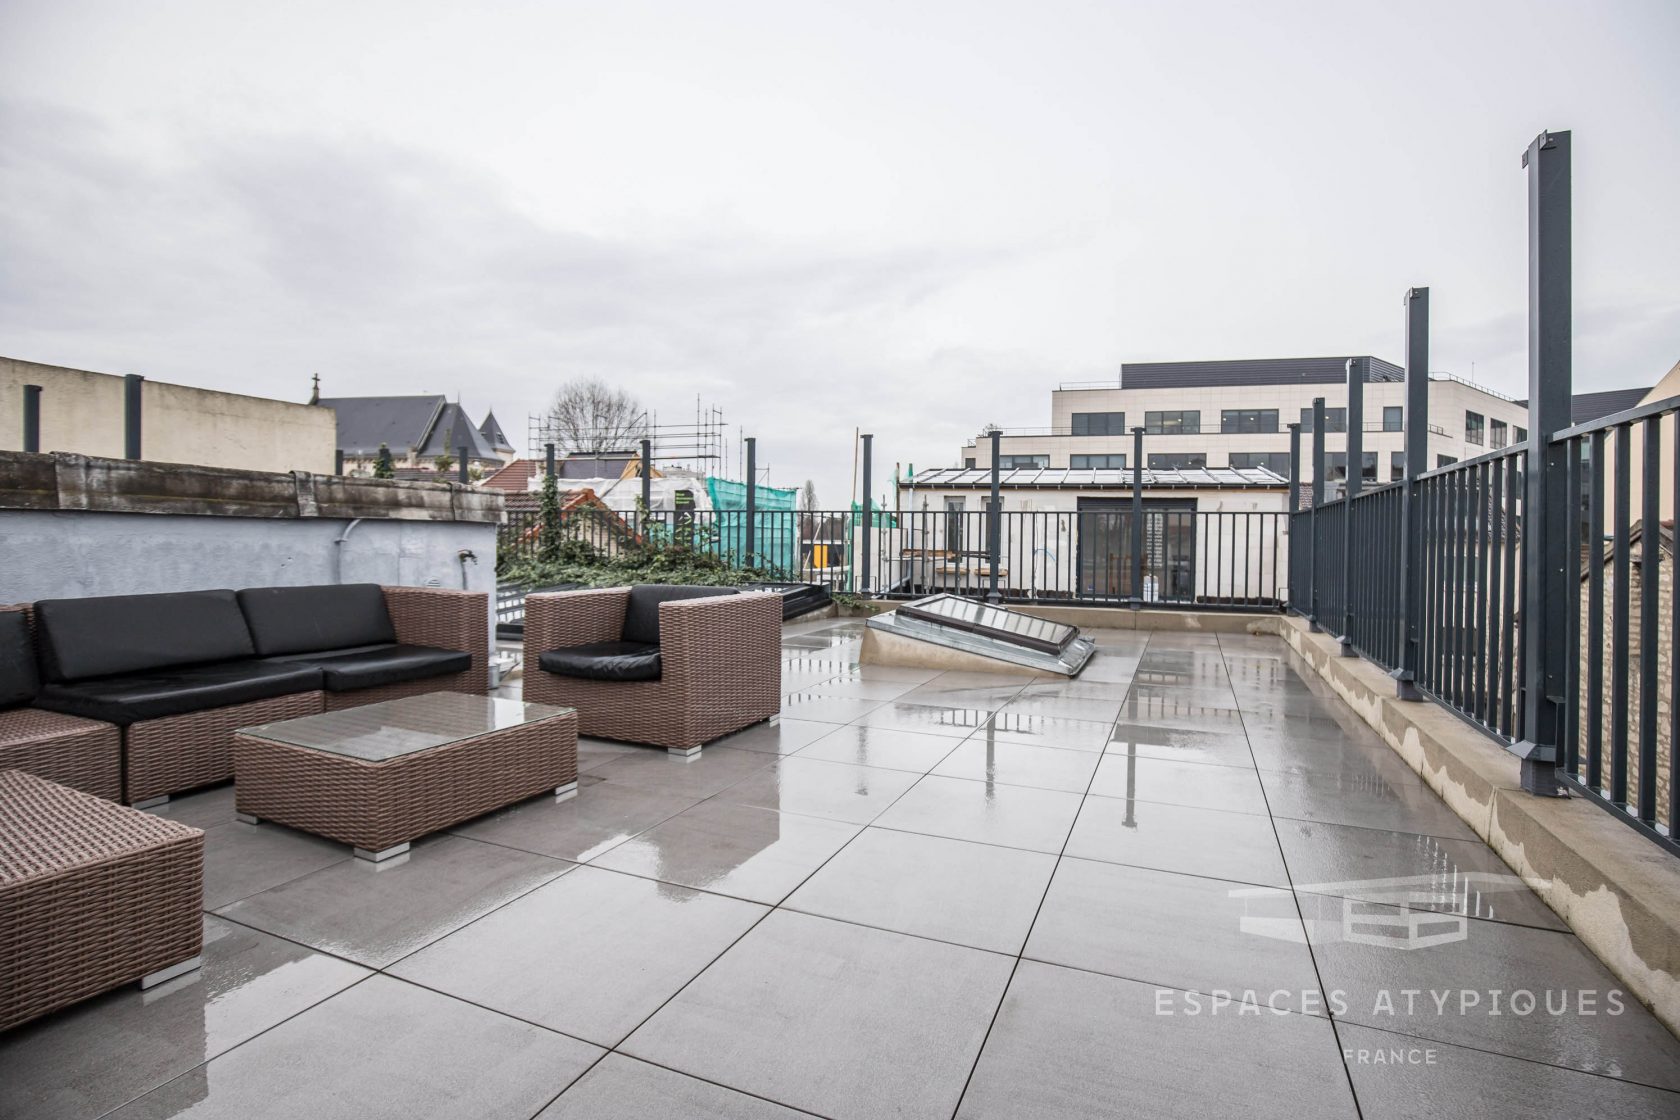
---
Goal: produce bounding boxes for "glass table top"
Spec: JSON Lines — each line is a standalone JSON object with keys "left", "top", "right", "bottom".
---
{"left": 239, "top": 692, "right": 575, "bottom": 762}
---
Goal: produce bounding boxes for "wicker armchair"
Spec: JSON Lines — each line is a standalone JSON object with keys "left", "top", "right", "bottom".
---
{"left": 522, "top": 586, "right": 782, "bottom": 754}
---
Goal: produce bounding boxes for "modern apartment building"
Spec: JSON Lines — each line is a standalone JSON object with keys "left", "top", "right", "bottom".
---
{"left": 958, "top": 356, "right": 1532, "bottom": 486}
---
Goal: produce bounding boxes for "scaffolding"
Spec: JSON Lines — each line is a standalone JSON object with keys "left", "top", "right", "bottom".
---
{"left": 528, "top": 398, "right": 727, "bottom": 474}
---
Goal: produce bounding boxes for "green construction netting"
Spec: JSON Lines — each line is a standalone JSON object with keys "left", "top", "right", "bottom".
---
{"left": 706, "top": 477, "right": 799, "bottom": 573}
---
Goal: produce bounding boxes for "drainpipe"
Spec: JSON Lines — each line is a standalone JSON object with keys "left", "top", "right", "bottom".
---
{"left": 333, "top": 518, "right": 365, "bottom": 584}
{"left": 457, "top": 549, "right": 478, "bottom": 590}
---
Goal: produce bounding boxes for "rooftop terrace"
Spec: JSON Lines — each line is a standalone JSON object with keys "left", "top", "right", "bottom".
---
{"left": 2, "top": 618, "right": 1677, "bottom": 1119}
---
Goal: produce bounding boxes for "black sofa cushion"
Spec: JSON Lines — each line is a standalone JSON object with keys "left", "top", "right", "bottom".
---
{"left": 238, "top": 584, "right": 398, "bottom": 656}
{"left": 33, "top": 661, "right": 323, "bottom": 726}
{"left": 33, "top": 590, "right": 256, "bottom": 683}
{"left": 539, "top": 641, "right": 662, "bottom": 682}
{"left": 267, "top": 643, "right": 470, "bottom": 692}
{"left": 621, "top": 585, "right": 738, "bottom": 646}
{"left": 0, "top": 611, "right": 38, "bottom": 708}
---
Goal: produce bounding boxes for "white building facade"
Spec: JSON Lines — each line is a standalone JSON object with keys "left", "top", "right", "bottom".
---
{"left": 958, "top": 357, "right": 1531, "bottom": 487}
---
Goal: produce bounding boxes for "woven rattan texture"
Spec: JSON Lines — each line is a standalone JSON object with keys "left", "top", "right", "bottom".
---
{"left": 381, "top": 585, "right": 491, "bottom": 696}
{"left": 0, "top": 770, "right": 203, "bottom": 1031}
{"left": 523, "top": 589, "right": 782, "bottom": 750}
{"left": 233, "top": 711, "right": 577, "bottom": 851}
{"left": 123, "top": 691, "right": 324, "bottom": 805}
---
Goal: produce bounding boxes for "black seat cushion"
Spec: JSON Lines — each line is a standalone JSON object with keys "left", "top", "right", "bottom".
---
{"left": 33, "top": 660, "right": 323, "bottom": 726}
{"left": 266, "top": 643, "right": 471, "bottom": 693}
{"left": 621, "top": 585, "right": 739, "bottom": 645}
{"left": 0, "top": 611, "right": 39, "bottom": 708}
{"left": 33, "top": 590, "right": 255, "bottom": 683}
{"left": 540, "top": 641, "right": 662, "bottom": 682}
{"left": 238, "top": 584, "right": 398, "bottom": 656}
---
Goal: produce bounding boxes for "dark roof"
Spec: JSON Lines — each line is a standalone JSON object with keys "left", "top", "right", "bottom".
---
{"left": 1565, "top": 386, "right": 1651, "bottom": 425}
{"left": 417, "top": 403, "right": 503, "bottom": 463}
{"left": 1116, "top": 356, "right": 1404, "bottom": 390}
{"left": 481, "top": 459, "right": 539, "bottom": 492}
{"left": 559, "top": 452, "right": 638, "bottom": 479}
{"left": 319, "top": 395, "right": 446, "bottom": 456}
{"left": 479, "top": 411, "right": 513, "bottom": 451}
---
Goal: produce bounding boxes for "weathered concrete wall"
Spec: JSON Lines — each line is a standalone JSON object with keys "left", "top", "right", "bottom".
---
{"left": 0, "top": 357, "right": 336, "bottom": 474}
{"left": 0, "top": 511, "right": 496, "bottom": 605}
{"left": 1263, "top": 613, "right": 1680, "bottom": 1040}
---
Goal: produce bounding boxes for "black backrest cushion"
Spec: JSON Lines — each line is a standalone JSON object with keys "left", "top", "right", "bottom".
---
{"left": 622, "top": 584, "right": 739, "bottom": 645}
{"left": 0, "top": 610, "right": 39, "bottom": 706}
{"left": 237, "top": 584, "right": 397, "bottom": 656}
{"left": 34, "top": 590, "right": 255, "bottom": 682}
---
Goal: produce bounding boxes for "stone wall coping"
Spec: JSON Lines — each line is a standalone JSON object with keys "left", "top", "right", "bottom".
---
{"left": 0, "top": 450, "right": 504, "bottom": 524}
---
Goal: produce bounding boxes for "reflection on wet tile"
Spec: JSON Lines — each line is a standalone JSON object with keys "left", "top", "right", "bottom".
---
{"left": 451, "top": 777, "right": 700, "bottom": 862}
{"left": 1335, "top": 1021, "right": 1680, "bottom": 1120}
{"left": 624, "top": 910, "right": 1014, "bottom": 1120}
{"left": 1275, "top": 818, "right": 1566, "bottom": 930}
{"left": 214, "top": 836, "right": 571, "bottom": 968}
{"left": 107, "top": 976, "right": 601, "bottom": 1120}
{"left": 786, "top": 827, "right": 1056, "bottom": 953}
{"left": 874, "top": 774, "right": 1083, "bottom": 853}
{"left": 1260, "top": 766, "right": 1479, "bottom": 841}
{"left": 957, "top": 961, "right": 1357, "bottom": 1118}
{"left": 391, "top": 866, "right": 766, "bottom": 1047}
{"left": 981, "top": 712, "right": 1116, "bottom": 752}
{"left": 588, "top": 745, "right": 774, "bottom": 798}
{"left": 792, "top": 724, "right": 963, "bottom": 772}
{"left": 200, "top": 820, "right": 350, "bottom": 910}
{"left": 1024, "top": 858, "right": 1322, "bottom": 1013}
{"left": 591, "top": 799, "right": 860, "bottom": 903}
{"left": 853, "top": 701, "right": 992, "bottom": 739}
{"left": 713, "top": 717, "right": 844, "bottom": 756}
{"left": 1302, "top": 893, "right": 1680, "bottom": 1091}
{"left": 1106, "top": 721, "right": 1254, "bottom": 767}
{"left": 718, "top": 757, "right": 921, "bottom": 824}
{"left": 1064, "top": 795, "right": 1289, "bottom": 886}
{"left": 931, "top": 738, "right": 1102, "bottom": 793}
{"left": 0, "top": 918, "right": 368, "bottom": 1120}
{"left": 1088, "top": 753, "right": 1267, "bottom": 815}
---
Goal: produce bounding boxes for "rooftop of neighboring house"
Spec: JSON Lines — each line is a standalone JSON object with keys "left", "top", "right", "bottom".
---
{"left": 1112, "top": 355, "right": 1406, "bottom": 389}
{"left": 912, "top": 465, "right": 1288, "bottom": 490}
{"left": 317, "top": 395, "right": 513, "bottom": 462}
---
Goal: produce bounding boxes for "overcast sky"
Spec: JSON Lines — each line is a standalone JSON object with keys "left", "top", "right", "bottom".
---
{"left": 3, "top": 0, "right": 1677, "bottom": 503}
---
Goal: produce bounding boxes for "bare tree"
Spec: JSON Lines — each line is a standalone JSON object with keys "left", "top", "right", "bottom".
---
{"left": 800, "top": 479, "right": 819, "bottom": 512}
{"left": 544, "top": 379, "right": 646, "bottom": 454}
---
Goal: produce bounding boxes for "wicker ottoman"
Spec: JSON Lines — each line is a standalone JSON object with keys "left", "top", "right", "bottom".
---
{"left": 232, "top": 692, "right": 578, "bottom": 861}
{"left": 0, "top": 769, "right": 205, "bottom": 1033}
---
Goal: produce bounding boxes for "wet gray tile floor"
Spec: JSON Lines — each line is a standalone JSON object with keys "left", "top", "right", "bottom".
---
{"left": 3, "top": 621, "right": 1678, "bottom": 1119}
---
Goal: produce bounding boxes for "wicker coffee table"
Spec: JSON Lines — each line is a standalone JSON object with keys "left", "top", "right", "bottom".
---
{"left": 231, "top": 692, "right": 578, "bottom": 861}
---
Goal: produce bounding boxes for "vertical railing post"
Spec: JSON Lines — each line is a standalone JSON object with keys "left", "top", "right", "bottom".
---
{"left": 1287, "top": 422, "right": 1301, "bottom": 612}
{"left": 334, "top": 449, "right": 344, "bottom": 475}
{"left": 457, "top": 445, "right": 469, "bottom": 484}
{"left": 1393, "top": 287, "right": 1430, "bottom": 700}
{"left": 123, "top": 374, "right": 143, "bottom": 460}
{"left": 545, "top": 442, "right": 556, "bottom": 478}
{"left": 22, "top": 384, "right": 42, "bottom": 452}
{"left": 1341, "top": 358, "right": 1366, "bottom": 654}
{"left": 987, "top": 429, "right": 1002, "bottom": 603}
{"left": 1130, "top": 426, "right": 1144, "bottom": 606}
{"left": 1512, "top": 129, "right": 1571, "bottom": 797}
{"left": 640, "top": 437, "right": 653, "bottom": 543}
{"left": 1308, "top": 397, "right": 1326, "bottom": 631}
{"left": 860, "top": 433, "right": 873, "bottom": 595}
{"left": 744, "top": 437, "right": 757, "bottom": 569}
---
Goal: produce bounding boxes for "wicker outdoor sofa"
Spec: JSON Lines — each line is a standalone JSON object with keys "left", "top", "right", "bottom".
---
{"left": 4, "top": 584, "right": 488, "bottom": 806}
{"left": 522, "top": 584, "right": 782, "bottom": 754}
{"left": 1, "top": 609, "right": 122, "bottom": 801}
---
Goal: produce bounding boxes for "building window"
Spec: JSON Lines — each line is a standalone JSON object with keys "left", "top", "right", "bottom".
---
{"left": 1299, "top": 406, "right": 1347, "bottom": 433}
{"left": 1391, "top": 451, "right": 1405, "bottom": 480}
{"left": 964, "top": 458, "right": 976, "bottom": 469}
{"left": 1144, "top": 410, "right": 1200, "bottom": 435}
{"left": 1071, "top": 412, "right": 1125, "bottom": 436}
{"left": 1437, "top": 454, "right": 1458, "bottom": 468}
{"left": 1070, "top": 453, "right": 1126, "bottom": 469}
{"left": 1515, "top": 426, "right": 1528, "bottom": 444}
{"left": 1228, "top": 452, "right": 1290, "bottom": 474}
{"left": 1220, "top": 409, "right": 1278, "bottom": 434}
{"left": 1489, "top": 419, "right": 1508, "bottom": 449}
{"left": 996, "top": 455, "right": 1049, "bottom": 469}
{"left": 1147, "top": 452, "right": 1207, "bottom": 470}
{"left": 1383, "top": 406, "right": 1403, "bottom": 432}
{"left": 1324, "top": 452, "right": 1379, "bottom": 482}
{"left": 1465, "top": 411, "right": 1484, "bottom": 445}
